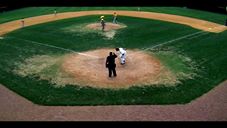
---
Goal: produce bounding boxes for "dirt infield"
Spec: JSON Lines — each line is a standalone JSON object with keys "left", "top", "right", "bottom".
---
{"left": 0, "top": 10, "right": 227, "bottom": 36}
{"left": 62, "top": 49, "right": 177, "bottom": 89}
{"left": 13, "top": 49, "right": 180, "bottom": 89}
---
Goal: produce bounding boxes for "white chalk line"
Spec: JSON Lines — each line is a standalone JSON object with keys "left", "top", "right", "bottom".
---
{"left": 186, "top": 32, "right": 209, "bottom": 39}
{"left": 4, "top": 26, "right": 218, "bottom": 60}
{"left": 146, "top": 31, "right": 206, "bottom": 50}
{"left": 6, "top": 36, "right": 100, "bottom": 59}
{"left": 144, "top": 25, "right": 224, "bottom": 50}
{"left": 130, "top": 31, "right": 210, "bottom": 57}
{"left": 7, "top": 30, "right": 207, "bottom": 61}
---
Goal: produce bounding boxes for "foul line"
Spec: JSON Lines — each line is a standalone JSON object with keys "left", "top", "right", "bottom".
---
{"left": 6, "top": 36, "right": 100, "bottom": 59}
{"left": 186, "top": 32, "right": 209, "bottom": 39}
{"left": 4, "top": 30, "right": 208, "bottom": 60}
{"left": 145, "top": 26, "right": 224, "bottom": 50}
{"left": 4, "top": 28, "right": 216, "bottom": 59}
{"left": 126, "top": 30, "right": 210, "bottom": 59}
{"left": 145, "top": 31, "right": 206, "bottom": 50}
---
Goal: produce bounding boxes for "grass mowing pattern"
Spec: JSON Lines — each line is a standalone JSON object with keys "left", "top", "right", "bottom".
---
{"left": 0, "top": 14, "right": 226, "bottom": 105}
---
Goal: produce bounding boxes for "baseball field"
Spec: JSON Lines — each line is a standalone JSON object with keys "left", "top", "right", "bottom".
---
{"left": 0, "top": 7, "right": 227, "bottom": 105}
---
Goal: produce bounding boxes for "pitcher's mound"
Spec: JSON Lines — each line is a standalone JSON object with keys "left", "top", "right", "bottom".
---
{"left": 86, "top": 22, "right": 127, "bottom": 31}
{"left": 62, "top": 48, "right": 176, "bottom": 89}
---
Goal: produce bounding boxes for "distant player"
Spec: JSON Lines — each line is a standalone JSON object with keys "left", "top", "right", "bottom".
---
{"left": 54, "top": 9, "right": 57, "bottom": 17}
{"left": 21, "top": 19, "right": 25, "bottom": 27}
{"left": 100, "top": 15, "right": 104, "bottom": 19}
{"left": 100, "top": 15, "right": 104, "bottom": 22}
{"left": 115, "top": 48, "right": 127, "bottom": 65}
{"left": 138, "top": 7, "right": 140, "bottom": 11}
{"left": 113, "top": 12, "right": 118, "bottom": 24}
{"left": 100, "top": 17, "right": 105, "bottom": 32}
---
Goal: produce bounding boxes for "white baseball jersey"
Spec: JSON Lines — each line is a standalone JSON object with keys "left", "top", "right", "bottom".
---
{"left": 118, "top": 48, "right": 126, "bottom": 64}
{"left": 119, "top": 48, "right": 126, "bottom": 56}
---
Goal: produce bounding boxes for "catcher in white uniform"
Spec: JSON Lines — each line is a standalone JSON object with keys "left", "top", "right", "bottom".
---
{"left": 115, "top": 48, "right": 127, "bottom": 65}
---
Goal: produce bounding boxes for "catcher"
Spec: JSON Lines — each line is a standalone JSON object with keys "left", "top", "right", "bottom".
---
{"left": 115, "top": 47, "right": 127, "bottom": 65}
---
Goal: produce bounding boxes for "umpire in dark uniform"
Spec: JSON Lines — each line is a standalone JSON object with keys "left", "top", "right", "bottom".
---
{"left": 106, "top": 52, "right": 117, "bottom": 77}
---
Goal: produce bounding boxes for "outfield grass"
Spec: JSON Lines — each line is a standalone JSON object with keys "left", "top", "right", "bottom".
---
{"left": 0, "top": 7, "right": 226, "bottom": 24}
{"left": 0, "top": 13, "right": 226, "bottom": 105}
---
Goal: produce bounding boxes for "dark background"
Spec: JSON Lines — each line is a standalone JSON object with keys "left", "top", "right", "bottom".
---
{"left": 0, "top": 0, "right": 227, "bottom": 14}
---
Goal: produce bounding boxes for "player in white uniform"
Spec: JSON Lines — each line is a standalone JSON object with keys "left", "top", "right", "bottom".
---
{"left": 115, "top": 48, "right": 127, "bottom": 65}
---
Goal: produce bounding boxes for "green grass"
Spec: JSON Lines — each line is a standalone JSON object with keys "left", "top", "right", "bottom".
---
{"left": 0, "top": 8, "right": 227, "bottom": 105}
{"left": 0, "top": 7, "right": 226, "bottom": 24}
{"left": 151, "top": 51, "right": 196, "bottom": 79}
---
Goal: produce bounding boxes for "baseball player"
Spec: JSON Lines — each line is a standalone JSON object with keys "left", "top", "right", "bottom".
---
{"left": 100, "top": 16, "right": 104, "bottom": 23}
{"left": 113, "top": 12, "right": 118, "bottom": 24}
{"left": 21, "top": 19, "right": 25, "bottom": 27}
{"left": 115, "top": 48, "right": 127, "bottom": 65}
{"left": 100, "top": 15, "right": 104, "bottom": 19}
{"left": 54, "top": 9, "right": 57, "bottom": 17}
{"left": 100, "top": 17, "right": 105, "bottom": 32}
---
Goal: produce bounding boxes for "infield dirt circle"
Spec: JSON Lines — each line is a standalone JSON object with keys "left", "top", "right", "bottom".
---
{"left": 62, "top": 48, "right": 176, "bottom": 89}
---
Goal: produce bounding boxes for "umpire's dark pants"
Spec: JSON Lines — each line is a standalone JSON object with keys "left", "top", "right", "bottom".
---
{"left": 108, "top": 66, "right": 117, "bottom": 77}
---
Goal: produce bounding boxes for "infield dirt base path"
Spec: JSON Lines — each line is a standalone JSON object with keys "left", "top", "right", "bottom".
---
{"left": 0, "top": 10, "right": 227, "bottom": 36}
{"left": 0, "top": 80, "right": 227, "bottom": 121}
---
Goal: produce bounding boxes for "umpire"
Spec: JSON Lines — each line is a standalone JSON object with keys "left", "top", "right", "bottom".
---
{"left": 106, "top": 52, "right": 117, "bottom": 77}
